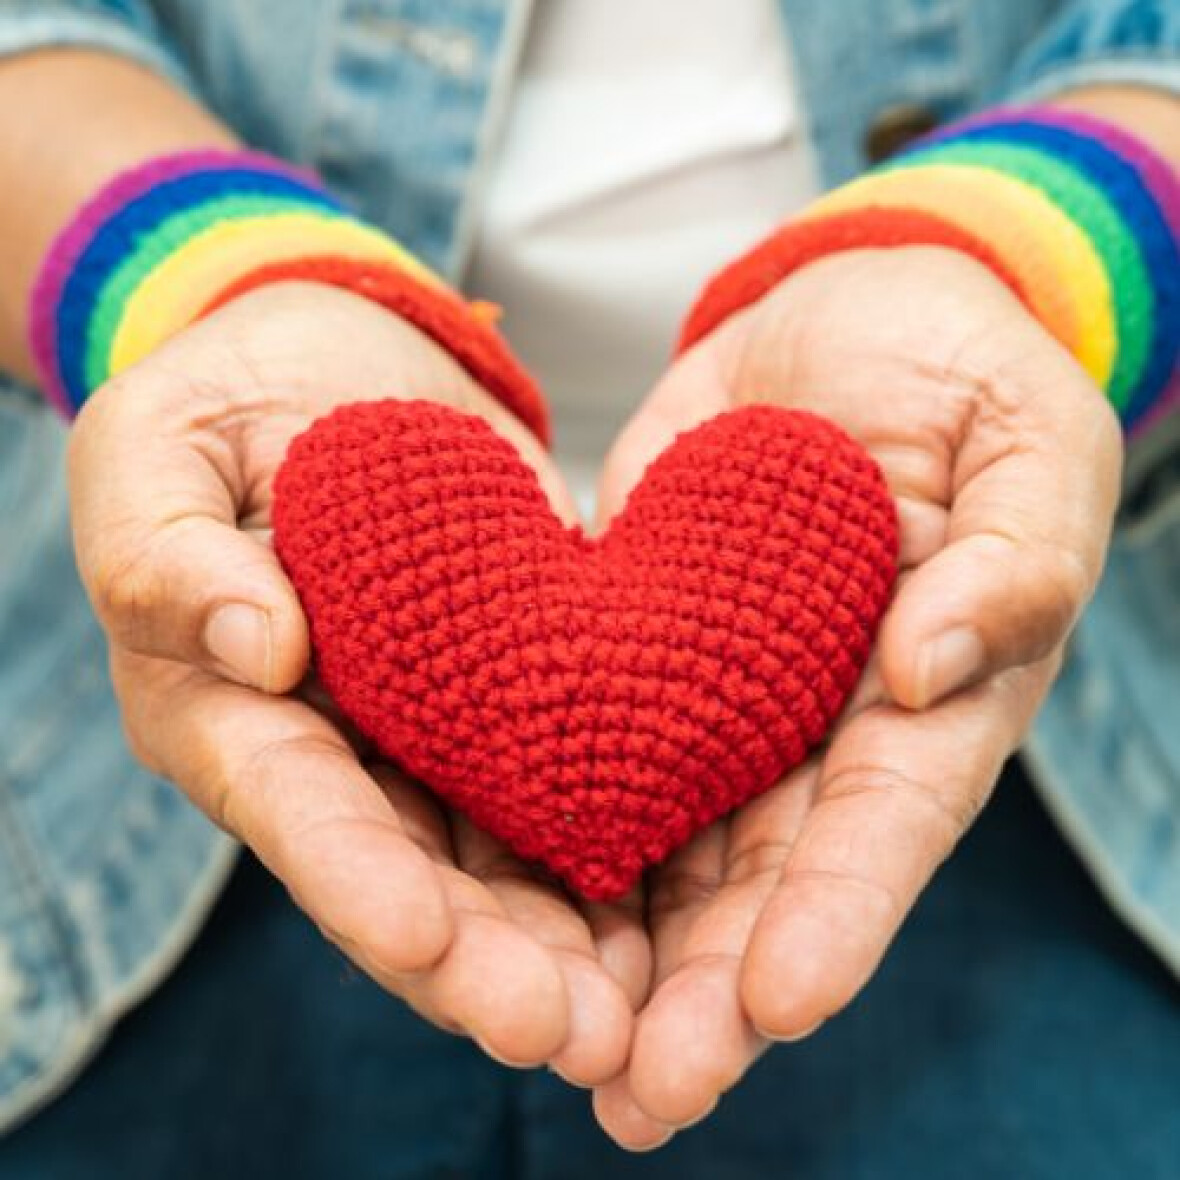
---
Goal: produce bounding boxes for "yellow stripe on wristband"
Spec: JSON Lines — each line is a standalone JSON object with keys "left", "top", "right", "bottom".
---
{"left": 803, "top": 164, "right": 1116, "bottom": 386}
{"left": 109, "top": 212, "right": 443, "bottom": 377}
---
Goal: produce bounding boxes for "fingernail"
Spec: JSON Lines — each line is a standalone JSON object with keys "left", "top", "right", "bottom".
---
{"left": 672, "top": 1096, "right": 719, "bottom": 1132}
{"left": 628, "top": 1126, "right": 676, "bottom": 1154}
{"left": 758, "top": 1019, "right": 824, "bottom": 1044}
{"left": 915, "top": 627, "right": 984, "bottom": 708}
{"left": 474, "top": 1037, "right": 534, "bottom": 1070}
{"left": 205, "top": 603, "right": 272, "bottom": 690}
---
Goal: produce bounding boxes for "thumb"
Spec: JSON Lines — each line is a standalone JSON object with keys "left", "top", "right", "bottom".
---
{"left": 880, "top": 361, "right": 1122, "bottom": 711}
{"left": 68, "top": 381, "right": 309, "bottom": 692}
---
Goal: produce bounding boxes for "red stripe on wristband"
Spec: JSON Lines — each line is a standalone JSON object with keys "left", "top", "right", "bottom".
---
{"left": 202, "top": 256, "right": 551, "bottom": 445}
{"left": 677, "top": 206, "right": 1031, "bottom": 355}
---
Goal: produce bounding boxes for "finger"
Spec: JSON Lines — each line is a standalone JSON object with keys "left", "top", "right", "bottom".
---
{"left": 740, "top": 658, "right": 1056, "bottom": 1040}
{"left": 645, "top": 820, "right": 728, "bottom": 987}
{"left": 638, "top": 251, "right": 1119, "bottom": 706}
{"left": 69, "top": 285, "right": 576, "bottom": 691}
{"left": 878, "top": 334, "right": 1122, "bottom": 709}
{"left": 624, "top": 769, "right": 816, "bottom": 1127}
{"left": 389, "top": 868, "right": 571, "bottom": 1065}
{"left": 631, "top": 880, "right": 767, "bottom": 1128}
{"left": 112, "top": 650, "right": 452, "bottom": 974}
{"left": 297, "top": 676, "right": 373, "bottom": 758}
{"left": 71, "top": 377, "right": 310, "bottom": 692}
{"left": 893, "top": 495, "right": 949, "bottom": 571}
{"left": 115, "top": 652, "right": 569, "bottom": 1063}
{"left": 364, "top": 770, "right": 572, "bottom": 1064}
{"left": 453, "top": 818, "right": 632, "bottom": 1086}
{"left": 582, "top": 889, "right": 653, "bottom": 1012}
{"left": 592, "top": 1079, "right": 676, "bottom": 1153}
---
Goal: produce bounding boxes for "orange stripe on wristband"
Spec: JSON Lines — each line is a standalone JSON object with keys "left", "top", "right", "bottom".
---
{"left": 804, "top": 165, "right": 1116, "bottom": 384}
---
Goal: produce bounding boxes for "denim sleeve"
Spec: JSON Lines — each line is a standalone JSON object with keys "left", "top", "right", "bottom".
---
{"left": 0, "top": 1, "right": 193, "bottom": 92}
{"left": 1006, "top": 0, "right": 1180, "bottom": 101}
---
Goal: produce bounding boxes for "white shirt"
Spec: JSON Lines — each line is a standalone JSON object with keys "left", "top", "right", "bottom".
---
{"left": 468, "top": 0, "right": 820, "bottom": 503}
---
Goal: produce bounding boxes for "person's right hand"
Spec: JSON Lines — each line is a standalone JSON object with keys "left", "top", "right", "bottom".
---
{"left": 68, "top": 281, "right": 645, "bottom": 1084}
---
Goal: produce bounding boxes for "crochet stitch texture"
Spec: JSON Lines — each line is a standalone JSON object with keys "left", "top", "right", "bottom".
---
{"left": 273, "top": 400, "right": 897, "bottom": 900}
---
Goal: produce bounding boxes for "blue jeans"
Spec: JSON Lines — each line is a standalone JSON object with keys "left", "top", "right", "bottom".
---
{"left": 1, "top": 761, "right": 1177, "bottom": 1180}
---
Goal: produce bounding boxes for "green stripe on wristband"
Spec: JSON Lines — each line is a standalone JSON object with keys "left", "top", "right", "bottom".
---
{"left": 893, "top": 140, "right": 1153, "bottom": 409}
{"left": 84, "top": 193, "right": 347, "bottom": 391}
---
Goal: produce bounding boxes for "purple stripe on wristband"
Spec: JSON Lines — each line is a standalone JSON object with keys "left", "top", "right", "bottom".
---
{"left": 1131, "top": 385, "right": 1179, "bottom": 439}
{"left": 1033, "top": 110, "right": 1180, "bottom": 435}
{"left": 918, "top": 105, "right": 1180, "bottom": 433}
{"left": 1027, "top": 109, "right": 1180, "bottom": 436}
{"left": 28, "top": 148, "right": 321, "bottom": 412}
{"left": 920, "top": 106, "right": 1180, "bottom": 244}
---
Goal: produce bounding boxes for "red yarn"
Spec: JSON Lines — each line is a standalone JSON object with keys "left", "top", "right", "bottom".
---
{"left": 273, "top": 400, "right": 897, "bottom": 900}
{"left": 677, "top": 206, "right": 1032, "bottom": 354}
{"left": 201, "top": 256, "right": 551, "bottom": 445}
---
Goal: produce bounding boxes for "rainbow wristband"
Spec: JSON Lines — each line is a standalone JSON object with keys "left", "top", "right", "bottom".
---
{"left": 679, "top": 107, "right": 1180, "bottom": 436}
{"left": 29, "top": 149, "right": 549, "bottom": 442}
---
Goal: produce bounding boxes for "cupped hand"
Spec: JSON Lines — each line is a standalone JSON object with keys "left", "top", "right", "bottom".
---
{"left": 68, "top": 282, "right": 647, "bottom": 1085}
{"left": 591, "top": 247, "right": 1122, "bottom": 1148}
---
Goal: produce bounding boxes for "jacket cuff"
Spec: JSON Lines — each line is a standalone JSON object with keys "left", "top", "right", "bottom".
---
{"left": 0, "top": 4, "right": 194, "bottom": 95}
{"left": 1006, "top": 54, "right": 1180, "bottom": 105}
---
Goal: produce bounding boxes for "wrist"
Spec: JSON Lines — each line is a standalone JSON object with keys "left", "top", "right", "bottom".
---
{"left": 31, "top": 147, "right": 549, "bottom": 441}
{"left": 680, "top": 104, "right": 1180, "bottom": 439}
{"left": 721, "top": 244, "right": 1052, "bottom": 410}
{"left": 160, "top": 280, "right": 501, "bottom": 414}
{"left": 0, "top": 50, "right": 236, "bottom": 381}
{"left": 1050, "top": 86, "right": 1180, "bottom": 173}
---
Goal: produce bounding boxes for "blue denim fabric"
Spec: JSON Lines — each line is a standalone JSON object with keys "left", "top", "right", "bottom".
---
{"left": 0, "top": 0, "right": 1179, "bottom": 1137}
{"left": 1, "top": 766, "right": 1178, "bottom": 1180}
{"left": 0, "top": 384, "right": 237, "bottom": 1132}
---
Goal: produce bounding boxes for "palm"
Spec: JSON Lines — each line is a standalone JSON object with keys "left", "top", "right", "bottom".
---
{"left": 591, "top": 249, "right": 1110, "bottom": 1143}
{"left": 82, "top": 284, "right": 638, "bottom": 1087}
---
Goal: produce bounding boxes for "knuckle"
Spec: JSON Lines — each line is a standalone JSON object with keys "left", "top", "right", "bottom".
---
{"left": 725, "top": 839, "right": 797, "bottom": 886}
{"left": 1019, "top": 538, "right": 1092, "bottom": 642}
{"left": 108, "top": 654, "right": 199, "bottom": 781}
{"left": 974, "top": 530, "right": 1093, "bottom": 651}
{"left": 647, "top": 865, "right": 724, "bottom": 918}
{"left": 820, "top": 761, "right": 980, "bottom": 845}
{"left": 91, "top": 518, "right": 200, "bottom": 646}
{"left": 785, "top": 864, "right": 905, "bottom": 930}
{"left": 966, "top": 359, "right": 1037, "bottom": 434}
{"left": 92, "top": 536, "right": 164, "bottom": 639}
{"left": 212, "top": 731, "right": 353, "bottom": 846}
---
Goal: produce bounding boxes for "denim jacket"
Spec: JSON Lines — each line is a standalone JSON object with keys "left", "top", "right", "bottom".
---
{"left": 1, "top": 0, "right": 1180, "bottom": 1134}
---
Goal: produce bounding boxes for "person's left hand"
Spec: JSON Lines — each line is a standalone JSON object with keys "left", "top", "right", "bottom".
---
{"left": 587, "top": 245, "right": 1122, "bottom": 1149}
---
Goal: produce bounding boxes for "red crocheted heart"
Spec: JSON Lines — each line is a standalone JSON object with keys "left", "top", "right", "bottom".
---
{"left": 273, "top": 400, "right": 897, "bottom": 900}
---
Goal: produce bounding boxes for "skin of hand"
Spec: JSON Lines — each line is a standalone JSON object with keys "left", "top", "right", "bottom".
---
{"left": 588, "top": 245, "right": 1123, "bottom": 1149}
{"left": 16, "top": 53, "right": 1167, "bottom": 1151}
{"left": 67, "top": 279, "right": 651, "bottom": 1087}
